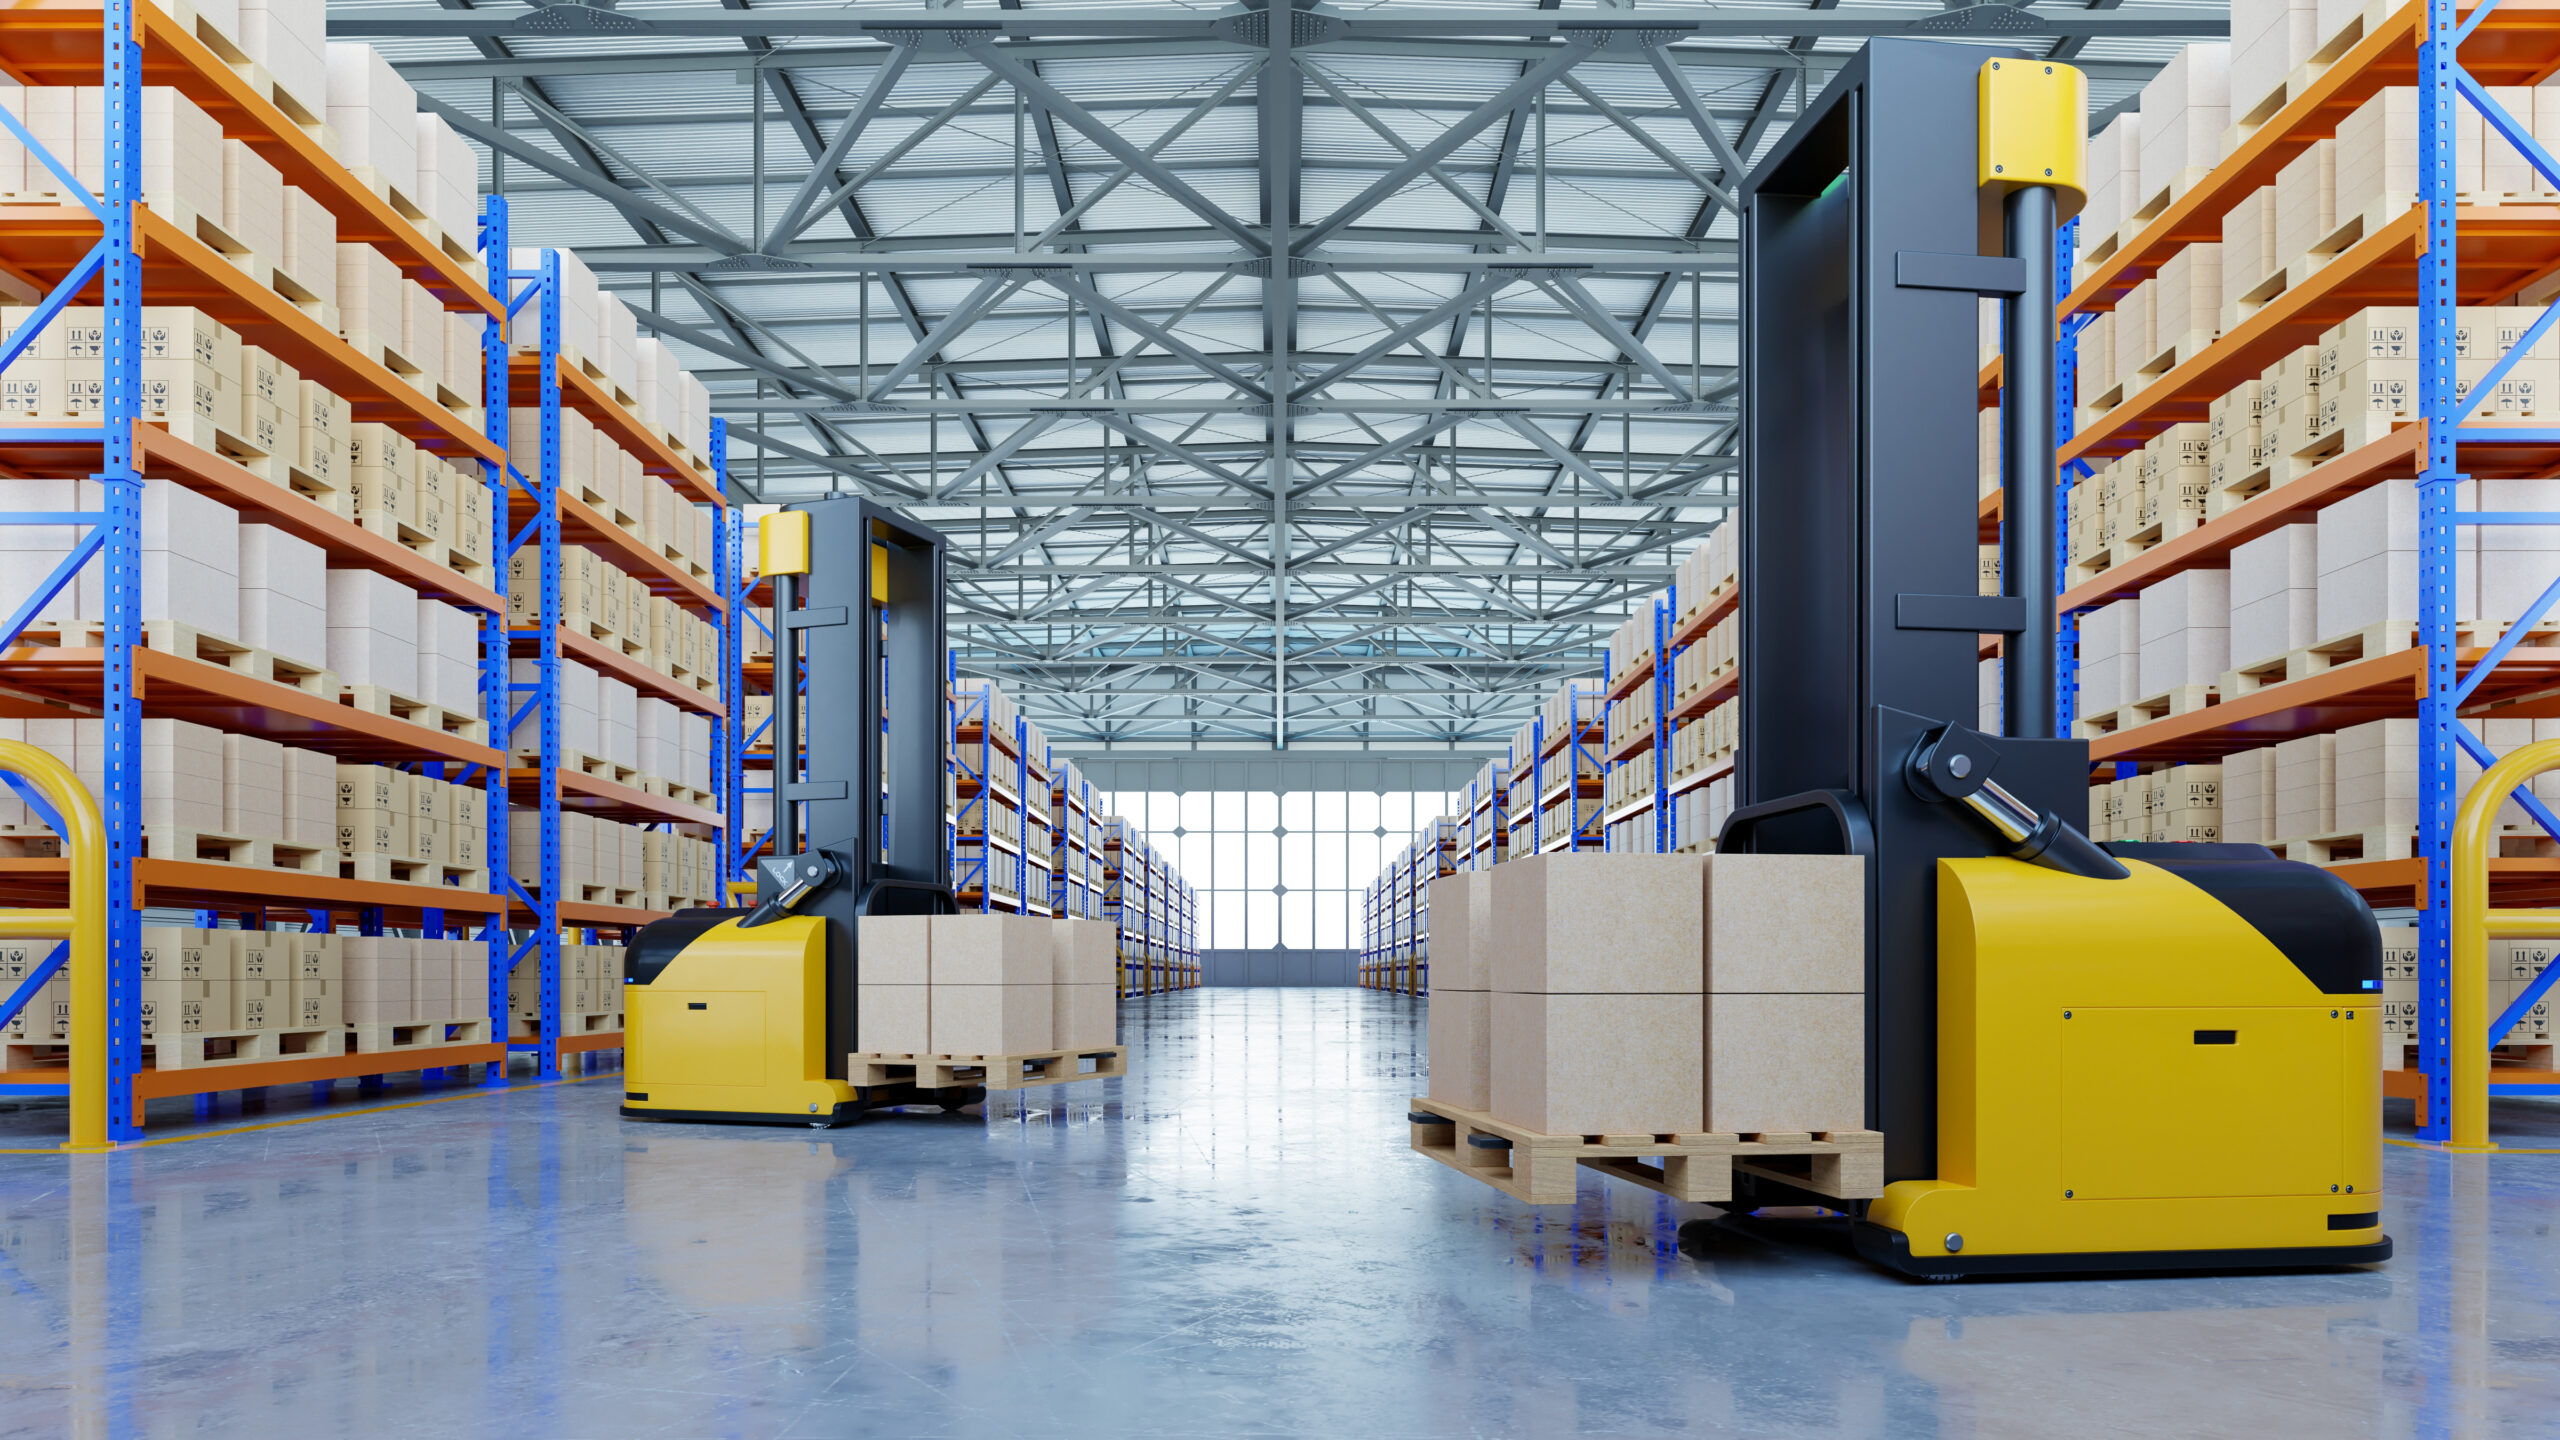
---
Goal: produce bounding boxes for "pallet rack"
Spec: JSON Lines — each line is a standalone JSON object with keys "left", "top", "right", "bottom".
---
{"left": 497, "top": 239, "right": 732, "bottom": 1080}
{"left": 0, "top": 11, "right": 515, "bottom": 1136}
{"left": 2030, "top": 1, "right": 2560, "bottom": 1142}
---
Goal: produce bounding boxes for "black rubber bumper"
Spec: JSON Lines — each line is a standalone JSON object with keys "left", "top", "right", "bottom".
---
{"left": 619, "top": 1101, "right": 863, "bottom": 1128}
{"left": 1852, "top": 1220, "right": 2394, "bottom": 1279}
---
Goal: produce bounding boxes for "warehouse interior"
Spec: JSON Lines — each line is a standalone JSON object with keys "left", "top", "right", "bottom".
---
{"left": 3, "top": 0, "right": 2559, "bottom": 1432}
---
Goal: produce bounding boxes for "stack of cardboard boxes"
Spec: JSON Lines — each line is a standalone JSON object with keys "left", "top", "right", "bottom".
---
{"left": 335, "top": 763, "right": 485, "bottom": 883}
{"left": 852, "top": 914, "right": 1119, "bottom": 1058}
{"left": 1423, "top": 852, "right": 1864, "bottom": 1136}
{"left": 506, "top": 942, "right": 627, "bottom": 1032}
{"left": 503, "top": 809, "right": 716, "bottom": 909}
{"left": 346, "top": 935, "right": 490, "bottom": 1028}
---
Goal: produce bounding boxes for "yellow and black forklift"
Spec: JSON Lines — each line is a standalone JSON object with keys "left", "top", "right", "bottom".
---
{"left": 619, "top": 498, "right": 971, "bottom": 1127}
{"left": 1718, "top": 41, "right": 2390, "bottom": 1277}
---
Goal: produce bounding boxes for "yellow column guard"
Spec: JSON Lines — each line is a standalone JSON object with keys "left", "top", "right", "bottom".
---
{"left": 2450, "top": 737, "right": 2560, "bottom": 1151}
{"left": 0, "top": 740, "right": 109, "bottom": 1151}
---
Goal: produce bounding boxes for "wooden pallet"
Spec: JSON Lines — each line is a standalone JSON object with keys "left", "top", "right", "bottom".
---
{"left": 139, "top": 827, "right": 331, "bottom": 873}
{"left": 340, "top": 852, "right": 441, "bottom": 885}
{"left": 847, "top": 1045, "right": 1129, "bottom": 1092}
{"left": 2073, "top": 685, "right": 2217, "bottom": 740}
{"left": 341, "top": 683, "right": 489, "bottom": 744}
{"left": 2282, "top": 828, "right": 2423, "bottom": 866}
{"left": 0, "top": 1025, "right": 347, "bottom": 1073}
{"left": 2106, "top": 506, "right": 2207, "bottom": 567}
{"left": 1408, "top": 1097, "right": 1886, "bottom": 1207}
{"left": 33, "top": 618, "right": 333, "bottom": 695}
{"left": 345, "top": 1016, "right": 493, "bottom": 1054}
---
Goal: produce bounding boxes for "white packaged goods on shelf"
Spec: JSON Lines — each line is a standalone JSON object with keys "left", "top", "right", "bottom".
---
{"left": 238, "top": 523, "right": 326, "bottom": 666}
{"left": 400, "top": 279, "right": 444, "bottom": 391}
{"left": 2334, "top": 718, "right": 2497, "bottom": 831}
{"left": 240, "top": 0, "right": 328, "bottom": 118}
{"left": 2077, "top": 596, "right": 2140, "bottom": 716}
{"left": 71, "top": 477, "right": 240, "bottom": 635}
{"left": 2273, "top": 139, "right": 2335, "bottom": 265}
{"left": 2229, "top": 522, "right": 2319, "bottom": 665}
{"left": 2114, "top": 278, "right": 2154, "bottom": 382}
{"left": 2316, "top": 478, "right": 2480, "bottom": 635}
{"left": 2338, "top": 88, "right": 2477, "bottom": 219}
{"left": 601, "top": 293, "right": 638, "bottom": 394}
{"left": 2223, "top": 745, "right": 2276, "bottom": 844}
{"left": 2139, "top": 44, "right": 2230, "bottom": 200}
{"left": 2138, "top": 568, "right": 2230, "bottom": 695}
{"left": 323, "top": 43, "right": 418, "bottom": 200}
{"left": 282, "top": 187, "right": 335, "bottom": 306}
{"left": 0, "top": 479, "right": 81, "bottom": 626}
{"left": 600, "top": 675, "right": 638, "bottom": 769}
{"left": 221, "top": 140, "right": 285, "bottom": 265}
{"left": 413, "top": 110, "right": 479, "bottom": 242}
{"left": 2273, "top": 733, "right": 2338, "bottom": 839}
{"left": 511, "top": 246, "right": 601, "bottom": 358}
{"left": 416, "top": 599, "right": 478, "bottom": 713}
{"left": 638, "top": 337, "right": 680, "bottom": 429}
{"left": 2084, "top": 111, "right": 2140, "bottom": 242}
{"left": 2477, "top": 477, "right": 2560, "bottom": 628}
{"left": 324, "top": 567, "right": 417, "bottom": 688}
{"left": 2155, "top": 243, "right": 2221, "bottom": 350}
{"left": 683, "top": 712, "right": 712, "bottom": 789}
{"left": 680, "top": 372, "right": 710, "bottom": 454}
{"left": 282, "top": 747, "right": 332, "bottom": 847}
{"left": 636, "top": 695, "right": 674, "bottom": 782}
{"left": 445, "top": 311, "right": 484, "bottom": 410}
{"left": 42, "top": 87, "right": 225, "bottom": 221}
{"left": 2232, "top": 0, "right": 2318, "bottom": 117}
{"left": 221, "top": 732, "right": 283, "bottom": 837}
{"left": 1978, "top": 659, "right": 1999, "bottom": 732}
{"left": 2222, "top": 184, "right": 2275, "bottom": 305}
{"left": 336, "top": 243, "right": 403, "bottom": 354}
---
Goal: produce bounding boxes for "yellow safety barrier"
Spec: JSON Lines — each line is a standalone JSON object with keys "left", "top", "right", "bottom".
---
{"left": 0, "top": 739, "right": 110, "bottom": 1150}
{"left": 2451, "top": 737, "right": 2560, "bottom": 1152}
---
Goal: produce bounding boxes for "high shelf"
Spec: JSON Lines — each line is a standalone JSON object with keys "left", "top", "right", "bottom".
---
{"left": 2021, "top": 0, "right": 2560, "bottom": 1141}
{"left": 0, "top": 10, "right": 509, "bottom": 1137}
{"left": 495, "top": 242, "right": 732, "bottom": 1080}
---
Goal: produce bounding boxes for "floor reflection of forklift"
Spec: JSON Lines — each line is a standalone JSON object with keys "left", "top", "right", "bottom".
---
{"left": 620, "top": 498, "right": 982, "bottom": 1127}
{"left": 1707, "top": 42, "right": 2391, "bottom": 1277}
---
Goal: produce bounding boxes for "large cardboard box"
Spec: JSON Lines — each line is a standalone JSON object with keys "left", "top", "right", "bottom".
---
{"left": 1702, "top": 854, "right": 1864, "bottom": 993}
{"left": 1425, "top": 988, "right": 1491, "bottom": 1111}
{"left": 929, "top": 982, "right": 1051, "bottom": 1057}
{"left": 1426, "top": 871, "right": 1491, "bottom": 990}
{"left": 1704, "top": 993, "right": 1865, "bottom": 1134}
{"left": 857, "top": 983, "right": 929, "bottom": 1054}
{"left": 857, "top": 915, "right": 931, "bottom": 985}
{"left": 1489, "top": 992, "right": 1703, "bottom": 1135}
{"left": 1052, "top": 983, "right": 1115, "bottom": 1052}
{"left": 1488, "top": 853, "right": 1706, "bottom": 994}
{"left": 929, "top": 913, "right": 1048, "bottom": 985}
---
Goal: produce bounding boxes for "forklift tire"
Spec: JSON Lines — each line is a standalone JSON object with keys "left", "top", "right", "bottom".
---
{"left": 934, "top": 1085, "right": 987, "bottom": 1110}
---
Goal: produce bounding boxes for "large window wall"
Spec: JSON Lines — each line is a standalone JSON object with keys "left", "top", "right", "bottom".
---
{"left": 1092, "top": 790, "right": 1460, "bottom": 950}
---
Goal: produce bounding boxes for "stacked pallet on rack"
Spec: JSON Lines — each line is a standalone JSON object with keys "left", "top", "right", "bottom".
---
{"left": 950, "top": 675, "right": 1052, "bottom": 916}
{"left": 2021, "top": 4, "right": 2560, "bottom": 1129}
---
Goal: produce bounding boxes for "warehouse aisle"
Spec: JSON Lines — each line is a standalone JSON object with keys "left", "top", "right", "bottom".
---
{"left": 0, "top": 990, "right": 2554, "bottom": 1437}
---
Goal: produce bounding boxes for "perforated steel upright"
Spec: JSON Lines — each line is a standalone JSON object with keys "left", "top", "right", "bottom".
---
{"left": 476, "top": 195, "right": 513, "bottom": 1039}
{"left": 495, "top": 247, "right": 566, "bottom": 1083}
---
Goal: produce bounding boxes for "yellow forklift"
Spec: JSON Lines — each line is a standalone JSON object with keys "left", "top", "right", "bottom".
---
{"left": 619, "top": 498, "right": 975, "bottom": 1127}
{"left": 1716, "top": 42, "right": 2390, "bottom": 1277}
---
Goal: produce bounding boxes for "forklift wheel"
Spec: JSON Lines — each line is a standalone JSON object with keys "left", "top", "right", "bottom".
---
{"left": 934, "top": 1085, "right": 987, "bottom": 1110}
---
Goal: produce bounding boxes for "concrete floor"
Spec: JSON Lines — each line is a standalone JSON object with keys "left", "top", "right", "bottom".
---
{"left": 0, "top": 988, "right": 2554, "bottom": 1438}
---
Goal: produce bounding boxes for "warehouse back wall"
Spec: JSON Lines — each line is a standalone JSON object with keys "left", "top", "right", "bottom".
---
{"left": 1074, "top": 753, "right": 1479, "bottom": 984}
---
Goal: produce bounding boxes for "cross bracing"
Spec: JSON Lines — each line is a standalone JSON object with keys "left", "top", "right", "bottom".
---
{"left": 354, "top": 0, "right": 2225, "bottom": 749}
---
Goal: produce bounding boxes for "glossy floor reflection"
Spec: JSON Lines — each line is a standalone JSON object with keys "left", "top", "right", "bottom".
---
{"left": 0, "top": 989, "right": 2557, "bottom": 1437}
